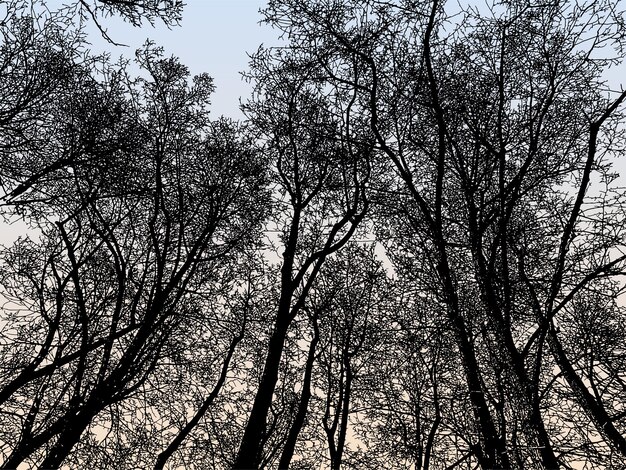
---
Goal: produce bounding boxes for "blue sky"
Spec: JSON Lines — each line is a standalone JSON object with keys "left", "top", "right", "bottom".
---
{"left": 72, "top": 0, "right": 626, "bottom": 120}
{"left": 83, "top": 0, "right": 277, "bottom": 119}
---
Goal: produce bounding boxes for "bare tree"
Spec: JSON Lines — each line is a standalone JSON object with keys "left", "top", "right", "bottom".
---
{"left": 3, "top": 0, "right": 626, "bottom": 468}
{"left": 0, "top": 44, "right": 267, "bottom": 468}
{"left": 232, "top": 48, "right": 373, "bottom": 468}
{"left": 0, "top": 0, "right": 183, "bottom": 205}
{"left": 298, "top": 244, "right": 383, "bottom": 469}
{"left": 258, "top": 0, "right": 626, "bottom": 467}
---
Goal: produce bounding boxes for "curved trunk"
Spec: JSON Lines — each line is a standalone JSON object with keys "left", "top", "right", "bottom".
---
{"left": 155, "top": 329, "right": 243, "bottom": 469}
{"left": 549, "top": 328, "right": 626, "bottom": 456}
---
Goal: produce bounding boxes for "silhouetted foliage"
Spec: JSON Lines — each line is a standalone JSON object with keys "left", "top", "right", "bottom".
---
{"left": 253, "top": 0, "right": 626, "bottom": 467}
{"left": 2, "top": 0, "right": 626, "bottom": 469}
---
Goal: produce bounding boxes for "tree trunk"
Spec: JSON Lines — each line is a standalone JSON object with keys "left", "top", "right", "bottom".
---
{"left": 278, "top": 317, "right": 319, "bottom": 469}
{"left": 233, "top": 303, "right": 292, "bottom": 468}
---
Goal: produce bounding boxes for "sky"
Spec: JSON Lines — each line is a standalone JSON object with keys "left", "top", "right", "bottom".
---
{"left": 83, "top": 0, "right": 277, "bottom": 119}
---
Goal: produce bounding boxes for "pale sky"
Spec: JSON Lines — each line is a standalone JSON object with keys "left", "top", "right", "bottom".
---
{"left": 83, "top": 0, "right": 276, "bottom": 119}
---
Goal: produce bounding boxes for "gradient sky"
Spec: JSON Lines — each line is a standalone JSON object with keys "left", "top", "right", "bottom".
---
{"left": 2, "top": 0, "right": 625, "bottom": 246}
{"left": 40, "top": 0, "right": 626, "bottom": 123}
{"left": 83, "top": 0, "right": 277, "bottom": 119}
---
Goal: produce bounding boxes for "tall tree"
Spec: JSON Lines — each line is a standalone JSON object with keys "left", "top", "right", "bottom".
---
{"left": 232, "top": 48, "right": 373, "bottom": 468}
{"left": 0, "top": 45, "right": 268, "bottom": 468}
{"left": 314, "top": 244, "right": 388, "bottom": 470}
{"left": 3, "top": 0, "right": 626, "bottom": 468}
{"left": 259, "top": 0, "right": 626, "bottom": 467}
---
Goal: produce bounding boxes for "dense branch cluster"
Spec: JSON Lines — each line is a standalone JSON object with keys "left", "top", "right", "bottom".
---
{"left": 1, "top": 0, "right": 626, "bottom": 468}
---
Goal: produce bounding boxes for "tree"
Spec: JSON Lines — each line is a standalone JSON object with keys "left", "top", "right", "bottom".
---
{"left": 258, "top": 0, "right": 626, "bottom": 467}
{"left": 0, "top": 0, "right": 182, "bottom": 206}
{"left": 232, "top": 47, "right": 373, "bottom": 468}
{"left": 74, "top": 0, "right": 183, "bottom": 26}
{"left": 0, "top": 44, "right": 268, "bottom": 468}
{"left": 352, "top": 280, "right": 456, "bottom": 470}
{"left": 313, "top": 244, "right": 388, "bottom": 470}
{"left": 0, "top": 1, "right": 87, "bottom": 204}
{"left": 3, "top": 0, "right": 626, "bottom": 468}
{"left": 259, "top": 243, "right": 394, "bottom": 470}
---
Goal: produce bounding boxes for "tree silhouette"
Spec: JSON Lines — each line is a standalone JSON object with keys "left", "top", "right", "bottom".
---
{"left": 0, "top": 40, "right": 268, "bottom": 468}
{"left": 233, "top": 47, "right": 373, "bottom": 468}
{"left": 2, "top": 0, "right": 626, "bottom": 469}
{"left": 258, "top": 0, "right": 626, "bottom": 467}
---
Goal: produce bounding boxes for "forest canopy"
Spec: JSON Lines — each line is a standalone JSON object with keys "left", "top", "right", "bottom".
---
{"left": 1, "top": 0, "right": 626, "bottom": 469}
